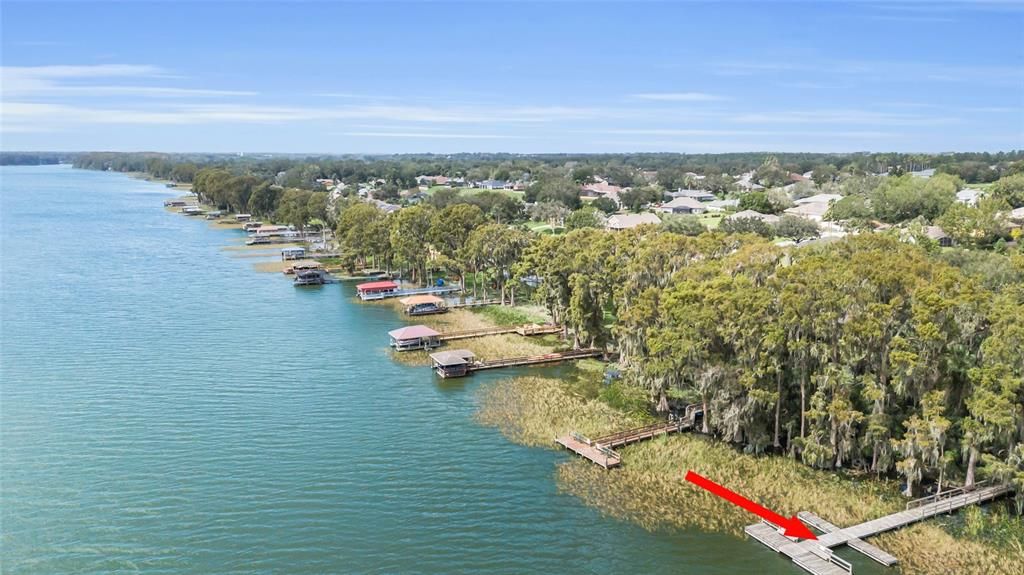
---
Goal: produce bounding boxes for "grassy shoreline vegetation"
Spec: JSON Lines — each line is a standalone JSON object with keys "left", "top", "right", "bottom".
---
{"left": 477, "top": 374, "right": 1024, "bottom": 575}
{"left": 91, "top": 152, "right": 1024, "bottom": 574}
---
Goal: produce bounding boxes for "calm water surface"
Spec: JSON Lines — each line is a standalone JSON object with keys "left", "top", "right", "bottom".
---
{"left": 3, "top": 165, "right": 835, "bottom": 574}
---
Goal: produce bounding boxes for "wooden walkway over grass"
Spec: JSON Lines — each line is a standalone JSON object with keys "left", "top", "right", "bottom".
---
{"left": 556, "top": 405, "right": 703, "bottom": 469}
{"left": 468, "top": 348, "right": 602, "bottom": 373}
{"left": 448, "top": 299, "right": 503, "bottom": 309}
{"left": 746, "top": 480, "right": 1014, "bottom": 575}
{"left": 437, "top": 324, "right": 561, "bottom": 342}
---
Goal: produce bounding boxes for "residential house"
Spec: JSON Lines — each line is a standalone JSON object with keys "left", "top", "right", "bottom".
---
{"left": 956, "top": 188, "right": 985, "bottom": 206}
{"left": 794, "top": 193, "right": 842, "bottom": 205}
{"left": 704, "top": 199, "right": 740, "bottom": 212}
{"left": 656, "top": 197, "right": 707, "bottom": 214}
{"left": 784, "top": 202, "right": 831, "bottom": 223}
{"left": 670, "top": 188, "right": 717, "bottom": 202}
{"left": 581, "top": 181, "right": 622, "bottom": 198}
{"left": 911, "top": 169, "right": 935, "bottom": 179}
{"left": 925, "top": 225, "right": 953, "bottom": 247}
{"left": 476, "top": 179, "right": 511, "bottom": 190}
{"left": 606, "top": 213, "right": 662, "bottom": 230}
{"left": 726, "top": 210, "right": 779, "bottom": 224}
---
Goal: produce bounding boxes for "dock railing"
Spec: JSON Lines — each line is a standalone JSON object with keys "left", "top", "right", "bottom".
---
{"left": 906, "top": 479, "right": 991, "bottom": 510}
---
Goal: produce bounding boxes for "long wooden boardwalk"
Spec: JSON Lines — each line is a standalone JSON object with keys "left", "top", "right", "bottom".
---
{"left": 437, "top": 324, "right": 561, "bottom": 342}
{"left": 746, "top": 480, "right": 1014, "bottom": 575}
{"left": 468, "top": 348, "right": 602, "bottom": 373}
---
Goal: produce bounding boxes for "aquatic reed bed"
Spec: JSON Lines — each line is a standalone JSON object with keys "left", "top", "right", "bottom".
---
{"left": 476, "top": 375, "right": 637, "bottom": 446}
{"left": 476, "top": 374, "right": 1023, "bottom": 575}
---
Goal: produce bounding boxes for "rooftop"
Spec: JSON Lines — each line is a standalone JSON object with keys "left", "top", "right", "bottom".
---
{"left": 606, "top": 212, "right": 662, "bottom": 229}
{"left": 429, "top": 349, "right": 477, "bottom": 366}
{"left": 388, "top": 325, "right": 441, "bottom": 340}
{"left": 399, "top": 294, "right": 445, "bottom": 306}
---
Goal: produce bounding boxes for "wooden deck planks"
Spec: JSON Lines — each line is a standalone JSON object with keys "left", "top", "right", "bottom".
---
{"left": 555, "top": 435, "right": 621, "bottom": 469}
{"left": 797, "top": 512, "right": 898, "bottom": 566}
{"left": 748, "top": 482, "right": 1014, "bottom": 574}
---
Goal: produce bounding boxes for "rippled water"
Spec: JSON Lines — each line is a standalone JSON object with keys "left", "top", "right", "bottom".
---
{"left": 2, "top": 165, "right": 793, "bottom": 574}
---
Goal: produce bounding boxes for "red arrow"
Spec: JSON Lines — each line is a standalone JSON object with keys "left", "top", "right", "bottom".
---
{"left": 684, "top": 470, "right": 817, "bottom": 540}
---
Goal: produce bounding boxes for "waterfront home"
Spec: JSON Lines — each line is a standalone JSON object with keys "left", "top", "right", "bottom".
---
{"left": 242, "top": 221, "right": 265, "bottom": 232}
{"left": 389, "top": 325, "right": 442, "bottom": 351}
{"left": 726, "top": 210, "right": 780, "bottom": 224}
{"left": 294, "top": 268, "right": 330, "bottom": 286}
{"left": 430, "top": 349, "right": 477, "bottom": 378}
{"left": 399, "top": 294, "right": 447, "bottom": 316}
{"left": 281, "top": 247, "right": 306, "bottom": 261}
{"left": 235, "top": 213, "right": 253, "bottom": 222}
{"left": 606, "top": 213, "right": 662, "bottom": 230}
{"left": 656, "top": 197, "right": 707, "bottom": 215}
{"left": 181, "top": 206, "right": 205, "bottom": 215}
{"left": 356, "top": 280, "right": 399, "bottom": 300}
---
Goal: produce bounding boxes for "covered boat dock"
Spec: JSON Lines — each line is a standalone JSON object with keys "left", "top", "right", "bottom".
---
{"left": 400, "top": 294, "right": 448, "bottom": 316}
{"left": 389, "top": 325, "right": 442, "bottom": 351}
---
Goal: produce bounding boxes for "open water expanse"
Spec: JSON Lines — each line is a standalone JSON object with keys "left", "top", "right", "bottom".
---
{"left": 2, "top": 165, "right": 833, "bottom": 574}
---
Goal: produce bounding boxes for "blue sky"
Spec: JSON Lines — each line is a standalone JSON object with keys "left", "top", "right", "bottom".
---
{"left": 2, "top": 1, "right": 1022, "bottom": 154}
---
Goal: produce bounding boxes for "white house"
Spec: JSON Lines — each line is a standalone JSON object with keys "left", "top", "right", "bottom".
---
{"left": 956, "top": 188, "right": 985, "bottom": 206}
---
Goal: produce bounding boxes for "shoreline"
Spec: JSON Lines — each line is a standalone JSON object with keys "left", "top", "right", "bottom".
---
{"left": 155, "top": 173, "right": 1022, "bottom": 575}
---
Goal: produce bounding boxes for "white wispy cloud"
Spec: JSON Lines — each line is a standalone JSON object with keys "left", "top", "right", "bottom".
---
{"left": 0, "top": 64, "right": 254, "bottom": 99}
{"left": 0, "top": 101, "right": 608, "bottom": 133}
{"left": 630, "top": 92, "right": 730, "bottom": 102}
{"left": 341, "top": 131, "right": 521, "bottom": 139}
{"left": 729, "top": 109, "right": 960, "bottom": 127}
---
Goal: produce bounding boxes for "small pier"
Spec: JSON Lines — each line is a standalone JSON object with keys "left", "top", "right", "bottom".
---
{"left": 437, "top": 324, "right": 561, "bottom": 342}
{"left": 556, "top": 405, "right": 703, "bottom": 468}
{"left": 430, "top": 348, "right": 602, "bottom": 378}
{"left": 448, "top": 299, "right": 503, "bottom": 309}
{"left": 468, "top": 348, "right": 602, "bottom": 373}
{"left": 746, "top": 479, "right": 1014, "bottom": 575}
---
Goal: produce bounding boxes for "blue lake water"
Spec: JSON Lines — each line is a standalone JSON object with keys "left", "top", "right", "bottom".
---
{"left": 2, "top": 165, "right": 815, "bottom": 574}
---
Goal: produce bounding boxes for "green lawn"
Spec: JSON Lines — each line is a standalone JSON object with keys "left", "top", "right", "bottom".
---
{"left": 699, "top": 212, "right": 724, "bottom": 229}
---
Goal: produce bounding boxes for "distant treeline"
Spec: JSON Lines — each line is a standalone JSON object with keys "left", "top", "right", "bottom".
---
{"left": 70, "top": 150, "right": 1024, "bottom": 189}
{"left": 0, "top": 152, "right": 70, "bottom": 166}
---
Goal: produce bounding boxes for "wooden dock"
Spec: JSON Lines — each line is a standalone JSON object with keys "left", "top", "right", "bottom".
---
{"left": 555, "top": 433, "right": 622, "bottom": 469}
{"left": 746, "top": 480, "right": 1014, "bottom": 575}
{"left": 436, "top": 324, "right": 561, "bottom": 342}
{"left": 467, "top": 348, "right": 602, "bottom": 373}
{"left": 448, "top": 299, "right": 503, "bottom": 309}
{"left": 361, "top": 286, "right": 462, "bottom": 300}
{"left": 555, "top": 406, "right": 703, "bottom": 469}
